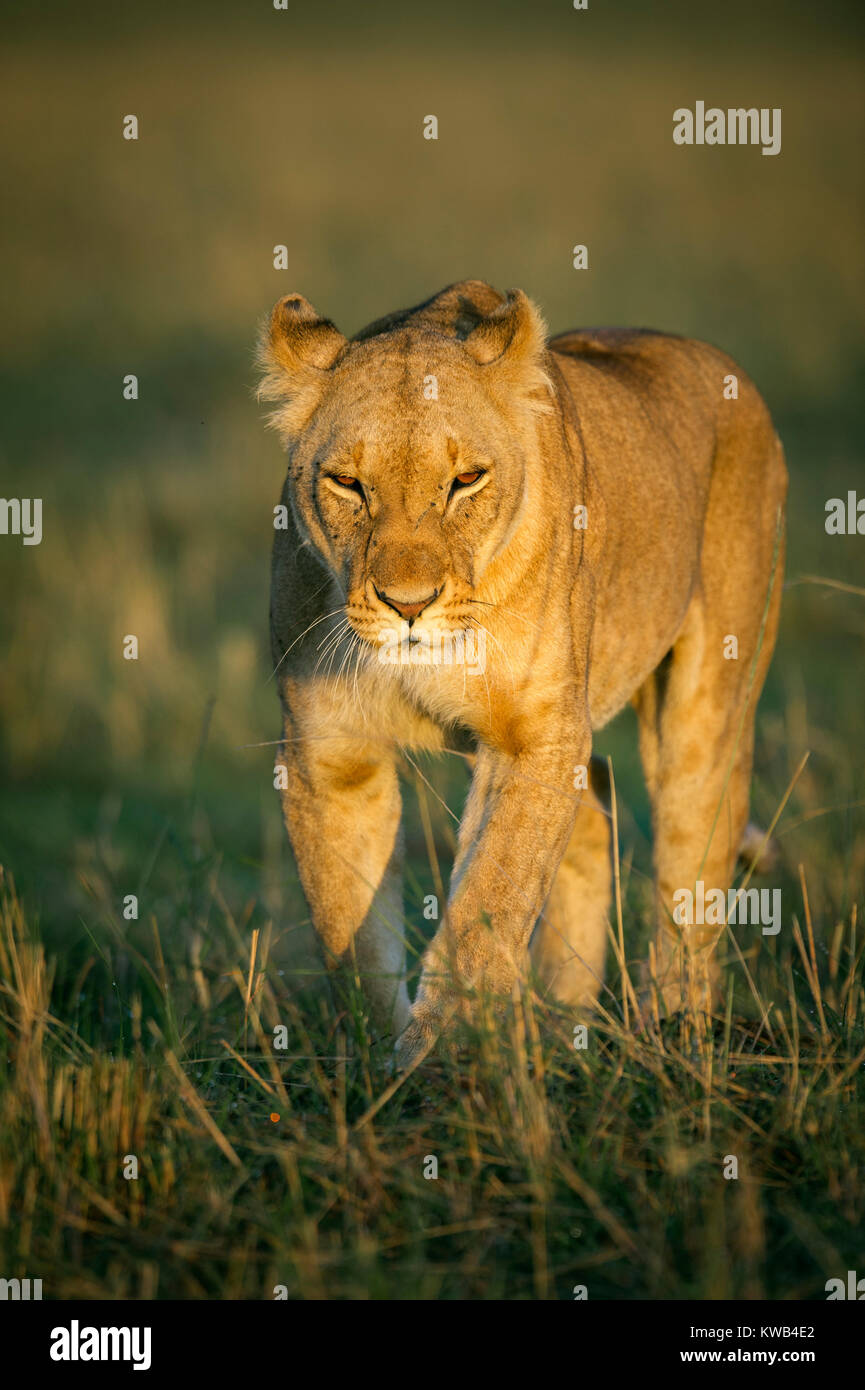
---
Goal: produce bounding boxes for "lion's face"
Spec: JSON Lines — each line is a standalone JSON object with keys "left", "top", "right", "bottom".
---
{"left": 259, "top": 281, "right": 552, "bottom": 657}
{"left": 290, "top": 340, "right": 535, "bottom": 654}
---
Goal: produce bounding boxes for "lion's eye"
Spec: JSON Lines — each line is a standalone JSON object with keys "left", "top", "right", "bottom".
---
{"left": 329, "top": 474, "right": 364, "bottom": 496}
{"left": 451, "top": 470, "right": 484, "bottom": 490}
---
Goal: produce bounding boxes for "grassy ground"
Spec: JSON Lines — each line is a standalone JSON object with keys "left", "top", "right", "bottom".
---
{"left": 1, "top": 850, "right": 862, "bottom": 1300}
{"left": 1, "top": 0, "right": 864, "bottom": 1299}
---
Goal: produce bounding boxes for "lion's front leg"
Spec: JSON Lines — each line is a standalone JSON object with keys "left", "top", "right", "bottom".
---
{"left": 276, "top": 718, "right": 411, "bottom": 1039}
{"left": 395, "top": 728, "right": 587, "bottom": 1070}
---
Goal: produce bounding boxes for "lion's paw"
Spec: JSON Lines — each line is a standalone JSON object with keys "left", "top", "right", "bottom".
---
{"left": 392, "top": 1005, "right": 443, "bottom": 1074}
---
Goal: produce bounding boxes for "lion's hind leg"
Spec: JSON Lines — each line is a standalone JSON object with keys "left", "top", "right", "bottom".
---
{"left": 635, "top": 500, "right": 784, "bottom": 1019}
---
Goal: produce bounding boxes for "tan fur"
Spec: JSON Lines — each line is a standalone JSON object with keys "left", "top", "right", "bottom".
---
{"left": 259, "top": 280, "right": 787, "bottom": 1069}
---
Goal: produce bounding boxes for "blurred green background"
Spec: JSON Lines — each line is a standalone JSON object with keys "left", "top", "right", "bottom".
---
{"left": 1, "top": 0, "right": 863, "bottom": 967}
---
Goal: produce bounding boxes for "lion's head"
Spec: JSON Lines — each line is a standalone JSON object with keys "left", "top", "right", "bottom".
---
{"left": 258, "top": 280, "right": 553, "bottom": 657}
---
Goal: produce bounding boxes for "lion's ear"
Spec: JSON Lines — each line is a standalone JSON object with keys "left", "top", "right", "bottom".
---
{"left": 415, "top": 280, "right": 509, "bottom": 338}
{"left": 257, "top": 295, "right": 347, "bottom": 440}
{"left": 463, "top": 289, "right": 553, "bottom": 411}
{"left": 463, "top": 289, "right": 545, "bottom": 366}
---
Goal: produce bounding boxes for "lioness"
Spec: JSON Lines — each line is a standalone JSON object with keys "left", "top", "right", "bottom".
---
{"left": 259, "top": 280, "right": 786, "bottom": 1071}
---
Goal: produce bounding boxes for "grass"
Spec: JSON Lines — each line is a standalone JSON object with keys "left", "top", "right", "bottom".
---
{"left": 1, "top": 746, "right": 863, "bottom": 1300}
{"left": 1, "top": 1, "right": 864, "bottom": 1300}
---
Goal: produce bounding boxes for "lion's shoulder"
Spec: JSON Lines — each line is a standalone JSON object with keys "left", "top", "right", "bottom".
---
{"left": 547, "top": 327, "right": 770, "bottom": 427}
{"left": 548, "top": 326, "right": 680, "bottom": 357}
{"left": 547, "top": 326, "right": 750, "bottom": 385}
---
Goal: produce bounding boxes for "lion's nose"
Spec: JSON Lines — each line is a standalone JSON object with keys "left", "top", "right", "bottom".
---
{"left": 375, "top": 586, "right": 440, "bottom": 622}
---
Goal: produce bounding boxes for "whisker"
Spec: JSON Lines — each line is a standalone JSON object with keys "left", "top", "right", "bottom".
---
{"left": 466, "top": 616, "right": 517, "bottom": 693}
{"left": 312, "top": 625, "right": 346, "bottom": 675}
{"left": 313, "top": 617, "right": 351, "bottom": 681}
{"left": 334, "top": 626, "right": 360, "bottom": 686}
{"left": 465, "top": 598, "right": 544, "bottom": 635}
{"left": 269, "top": 605, "right": 347, "bottom": 683}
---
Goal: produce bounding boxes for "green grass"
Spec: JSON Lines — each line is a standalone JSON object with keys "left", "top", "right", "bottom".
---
{"left": 1, "top": 2, "right": 864, "bottom": 1299}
